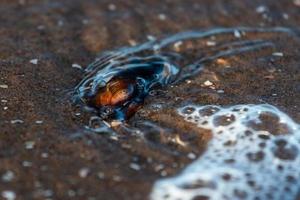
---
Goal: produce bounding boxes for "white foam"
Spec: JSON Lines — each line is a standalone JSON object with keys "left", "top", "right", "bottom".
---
{"left": 151, "top": 104, "right": 300, "bottom": 200}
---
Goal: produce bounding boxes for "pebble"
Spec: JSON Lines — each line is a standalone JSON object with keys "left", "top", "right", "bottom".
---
{"left": 1, "top": 171, "right": 14, "bottom": 182}
{"left": 128, "top": 39, "right": 137, "bottom": 46}
{"left": 187, "top": 153, "right": 196, "bottom": 160}
{"left": 110, "top": 136, "right": 119, "bottom": 141}
{"left": 112, "top": 175, "right": 121, "bottom": 182}
{"left": 0, "top": 84, "right": 8, "bottom": 89}
{"left": 67, "top": 190, "right": 76, "bottom": 197}
{"left": 160, "top": 170, "right": 167, "bottom": 176}
{"left": 294, "top": 0, "right": 300, "bottom": 6}
{"left": 216, "top": 58, "right": 229, "bottom": 65}
{"left": 97, "top": 172, "right": 105, "bottom": 179}
{"left": 41, "top": 152, "right": 49, "bottom": 158}
{"left": 111, "top": 120, "right": 122, "bottom": 127}
{"left": 234, "top": 30, "right": 241, "bottom": 38}
{"left": 1, "top": 191, "right": 16, "bottom": 200}
{"left": 24, "top": 141, "right": 35, "bottom": 149}
{"left": 256, "top": 5, "right": 267, "bottom": 13}
{"left": 204, "top": 80, "right": 213, "bottom": 86}
{"left": 72, "top": 63, "right": 82, "bottom": 70}
{"left": 30, "top": 59, "right": 38, "bottom": 65}
{"left": 22, "top": 161, "right": 32, "bottom": 167}
{"left": 154, "top": 164, "right": 165, "bottom": 172}
{"left": 79, "top": 168, "right": 90, "bottom": 178}
{"left": 147, "top": 35, "right": 156, "bottom": 41}
{"left": 282, "top": 13, "right": 289, "bottom": 20}
{"left": 158, "top": 13, "right": 166, "bottom": 21}
{"left": 272, "top": 52, "right": 284, "bottom": 57}
{"left": 130, "top": 163, "right": 141, "bottom": 171}
{"left": 108, "top": 3, "right": 116, "bottom": 11}
{"left": 35, "top": 120, "right": 43, "bottom": 124}
{"left": 173, "top": 41, "right": 183, "bottom": 51}
{"left": 10, "top": 119, "right": 24, "bottom": 124}
{"left": 206, "top": 41, "right": 216, "bottom": 46}
{"left": 217, "top": 89, "right": 225, "bottom": 94}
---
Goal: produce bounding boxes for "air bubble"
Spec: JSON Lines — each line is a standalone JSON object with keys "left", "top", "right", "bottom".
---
{"left": 273, "top": 139, "right": 298, "bottom": 160}
{"left": 246, "top": 151, "right": 265, "bottom": 162}
{"left": 182, "top": 106, "right": 196, "bottom": 115}
{"left": 198, "top": 106, "right": 220, "bottom": 117}
{"left": 213, "top": 114, "right": 235, "bottom": 126}
{"left": 233, "top": 189, "right": 247, "bottom": 199}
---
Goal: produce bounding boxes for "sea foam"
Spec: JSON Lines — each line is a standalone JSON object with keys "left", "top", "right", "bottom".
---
{"left": 151, "top": 104, "right": 300, "bottom": 200}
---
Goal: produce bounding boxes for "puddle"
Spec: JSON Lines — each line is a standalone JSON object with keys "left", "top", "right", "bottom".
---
{"left": 73, "top": 27, "right": 297, "bottom": 122}
{"left": 151, "top": 104, "right": 300, "bottom": 200}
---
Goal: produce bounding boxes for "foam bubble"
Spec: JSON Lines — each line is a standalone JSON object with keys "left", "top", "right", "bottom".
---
{"left": 151, "top": 104, "right": 300, "bottom": 200}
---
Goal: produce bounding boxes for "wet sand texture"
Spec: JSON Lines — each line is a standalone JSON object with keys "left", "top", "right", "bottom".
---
{"left": 0, "top": 0, "right": 300, "bottom": 200}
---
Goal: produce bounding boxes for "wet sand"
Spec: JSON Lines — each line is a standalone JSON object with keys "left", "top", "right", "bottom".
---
{"left": 0, "top": 0, "right": 300, "bottom": 199}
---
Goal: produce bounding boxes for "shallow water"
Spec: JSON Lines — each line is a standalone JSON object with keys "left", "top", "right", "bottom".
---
{"left": 74, "top": 27, "right": 298, "bottom": 122}
{"left": 72, "top": 27, "right": 300, "bottom": 199}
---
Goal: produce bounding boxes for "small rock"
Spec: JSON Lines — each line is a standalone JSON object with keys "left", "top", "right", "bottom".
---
{"left": 79, "top": 168, "right": 90, "bottom": 178}
{"left": 158, "top": 13, "right": 166, "bottom": 21}
{"left": 25, "top": 141, "right": 35, "bottom": 149}
{"left": 154, "top": 164, "right": 165, "bottom": 172}
{"left": 173, "top": 41, "right": 183, "bottom": 51}
{"left": 112, "top": 175, "right": 122, "bottom": 182}
{"left": 187, "top": 153, "right": 196, "bottom": 160}
{"left": 128, "top": 39, "right": 137, "bottom": 46}
{"left": 22, "top": 161, "right": 32, "bottom": 167}
{"left": 108, "top": 3, "right": 116, "bottom": 11}
{"left": 204, "top": 80, "right": 213, "bottom": 86}
{"left": 282, "top": 13, "right": 289, "bottom": 20}
{"left": 0, "top": 84, "right": 8, "bottom": 89}
{"left": 294, "top": 0, "right": 300, "bottom": 6}
{"left": 256, "top": 5, "right": 267, "bottom": 13}
{"left": 160, "top": 170, "right": 167, "bottom": 176}
{"left": 97, "top": 172, "right": 105, "bottom": 179}
{"left": 130, "top": 163, "right": 141, "bottom": 171}
{"left": 206, "top": 41, "right": 216, "bottom": 46}
{"left": 41, "top": 152, "right": 49, "bottom": 158}
{"left": 147, "top": 35, "right": 156, "bottom": 41}
{"left": 72, "top": 63, "right": 82, "bottom": 70}
{"left": 10, "top": 119, "right": 24, "bottom": 124}
{"left": 234, "top": 30, "right": 241, "bottom": 38}
{"left": 1, "top": 171, "right": 14, "bottom": 182}
{"left": 35, "top": 120, "right": 43, "bottom": 124}
{"left": 30, "top": 59, "right": 38, "bottom": 65}
{"left": 111, "top": 120, "right": 122, "bottom": 127}
{"left": 1, "top": 191, "right": 16, "bottom": 200}
{"left": 272, "top": 52, "right": 284, "bottom": 57}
